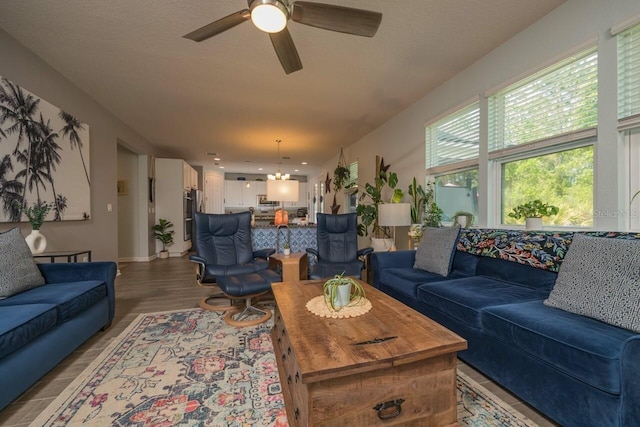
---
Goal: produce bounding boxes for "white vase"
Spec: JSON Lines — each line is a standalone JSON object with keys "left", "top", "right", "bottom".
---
{"left": 283, "top": 248, "right": 291, "bottom": 255}
{"left": 333, "top": 283, "right": 352, "bottom": 308}
{"left": 525, "top": 217, "right": 543, "bottom": 230}
{"left": 25, "top": 229, "right": 47, "bottom": 254}
{"left": 457, "top": 215, "right": 467, "bottom": 228}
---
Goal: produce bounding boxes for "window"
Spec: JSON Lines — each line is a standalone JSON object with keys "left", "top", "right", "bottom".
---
{"left": 489, "top": 49, "right": 597, "bottom": 153}
{"left": 628, "top": 129, "right": 640, "bottom": 231}
{"left": 426, "top": 102, "right": 479, "bottom": 171}
{"left": 434, "top": 169, "right": 479, "bottom": 222}
{"left": 617, "top": 22, "right": 640, "bottom": 230}
{"left": 489, "top": 48, "right": 597, "bottom": 227}
{"left": 346, "top": 161, "right": 358, "bottom": 190}
{"left": 618, "top": 22, "right": 640, "bottom": 123}
{"left": 501, "top": 145, "right": 594, "bottom": 227}
{"left": 346, "top": 161, "right": 358, "bottom": 213}
{"left": 426, "top": 103, "right": 480, "bottom": 221}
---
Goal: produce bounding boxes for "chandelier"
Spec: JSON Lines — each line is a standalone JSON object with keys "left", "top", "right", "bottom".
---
{"left": 267, "top": 139, "right": 290, "bottom": 180}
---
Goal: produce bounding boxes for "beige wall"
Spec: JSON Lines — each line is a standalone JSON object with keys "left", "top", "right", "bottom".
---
{"left": 0, "top": 29, "right": 162, "bottom": 261}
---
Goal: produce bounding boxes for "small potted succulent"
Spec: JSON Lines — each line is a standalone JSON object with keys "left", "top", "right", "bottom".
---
{"left": 152, "top": 218, "right": 174, "bottom": 258}
{"left": 282, "top": 241, "right": 291, "bottom": 255}
{"left": 508, "top": 200, "right": 559, "bottom": 230}
{"left": 323, "top": 273, "right": 366, "bottom": 311}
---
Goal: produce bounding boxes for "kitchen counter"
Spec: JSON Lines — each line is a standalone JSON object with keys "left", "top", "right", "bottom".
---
{"left": 252, "top": 225, "right": 317, "bottom": 255}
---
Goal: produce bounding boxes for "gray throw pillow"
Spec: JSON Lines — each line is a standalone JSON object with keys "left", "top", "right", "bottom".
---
{"left": 544, "top": 233, "right": 640, "bottom": 333}
{"left": 414, "top": 226, "right": 461, "bottom": 276}
{"left": 0, "top": 228, "right": 46, "bottom": 299}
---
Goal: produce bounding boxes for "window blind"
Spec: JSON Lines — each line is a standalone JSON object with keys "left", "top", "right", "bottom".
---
{"left": 618, "top": 23, "right": 640, "bottom": 122}
{"left": 489, "top": 49, "right": 598, "bottom": 152}
{"left": 347, "top": 161, "right": 358, "bottom": 188}
{"left": 426, "top": 102, "right": 479, "bottom": 170}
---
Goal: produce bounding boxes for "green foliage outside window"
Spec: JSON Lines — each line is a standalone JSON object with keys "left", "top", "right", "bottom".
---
{"left": 502, "top": 145, "right": 593, "bottom": 227}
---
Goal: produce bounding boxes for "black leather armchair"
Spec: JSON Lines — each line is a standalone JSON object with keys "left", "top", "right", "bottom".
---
{"left": 306, "top": 213, "right": 373, "bottom": 280}
{"left": 189, "top": 211, "right": 275, "bottom": 311}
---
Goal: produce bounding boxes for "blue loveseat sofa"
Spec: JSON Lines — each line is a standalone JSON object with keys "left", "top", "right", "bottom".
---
{"left": 0, "top": 261, "right": 117, "bottom": 410}
{"left": 371, "top": 229, "right": 640, "bottom": 427}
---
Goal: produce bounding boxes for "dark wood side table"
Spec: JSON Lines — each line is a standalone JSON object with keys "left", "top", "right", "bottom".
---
{"left": 269, "top": 252, "right": 309, "bottom": 282}
{"left": 33, "top": 250, "right": 92, "bottom": 263}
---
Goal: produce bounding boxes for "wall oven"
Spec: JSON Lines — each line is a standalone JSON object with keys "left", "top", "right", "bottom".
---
{"left": 184, "top": 190, "right": 193, "bottom": 241}
{"left": 257, "top": 194, "right": 279, "bottom": 207}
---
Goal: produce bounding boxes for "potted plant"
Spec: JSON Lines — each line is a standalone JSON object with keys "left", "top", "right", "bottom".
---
{"left": 407, "top": 177, "right": 431, "bottom": 225}
{"left": 152, "top": 218, "right": 174, "bottom": 258}
{"left": 15, "top": 200, "right": 53, "bottom": 254}
{"left": 423, "top": 202, "right": 444, "bottom": 228}
{"left": 323, "top": 272, "right": 366, "bottom": 311}
{"left": 407, "top": 178, "right": 433, "bottom": 246}
{"left": 282, "top": 241, "right": 291, "bottom": 255}
{"left": 508, "top": 200, "right": 559, "bottom": 230}
{"left": 333, "top": 148, "right": 351, "bottom": 192}
{"left": 453, "top": 211, "right": 474, "bottom": 228}
{"left": 356, "top": 157, "right": 403, "bottom": 251}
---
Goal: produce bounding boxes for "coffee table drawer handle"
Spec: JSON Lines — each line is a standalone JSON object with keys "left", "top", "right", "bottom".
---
{"left": 373, "top": 398, "right": 405, "bottom": 420}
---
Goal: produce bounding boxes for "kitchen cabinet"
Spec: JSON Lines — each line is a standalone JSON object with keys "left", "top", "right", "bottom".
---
{"left": 182, "top": 162, "right": 198, "bottom": 190}
{"left": 224, "top": 180, "right": 267, "bottom": 207}
{"left": 225, "top": 180, "right": 306, "bottom": 209}
{"left": 155, "top": 158, "right": 193, "bottom": 256}
{"left": 285, "top": 182, "right": 308, "bottom": 208}
{"left": 224, "top": 181, "right": 248, "bottom": 207}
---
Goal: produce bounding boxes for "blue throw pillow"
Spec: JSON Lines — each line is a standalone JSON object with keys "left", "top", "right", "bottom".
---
{"left": 0, "top": 228, "right": 45, "bottom": 299}
{"left": 414, "top": 226, "right": 461, "bottom": 276}
{"left": 544, "top": 234, "right": 640, "bottom": 333}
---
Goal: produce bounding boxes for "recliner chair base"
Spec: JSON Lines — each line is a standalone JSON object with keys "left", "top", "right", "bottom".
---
{"left": 223, "top": 293, "right": 272, "bottom": 327}
{"left": 198, "top": 295, "right": 234, "bottom": 311}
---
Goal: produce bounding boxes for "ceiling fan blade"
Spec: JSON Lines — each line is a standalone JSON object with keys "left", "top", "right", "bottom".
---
{"left": 291, "top": 1, "right": 382, "bottom": 37}
{"left": 269, "top": 28, "right": 303, "bottom": 74}
{"left": 183, "top": 9, "right": 251, "bottom": 42}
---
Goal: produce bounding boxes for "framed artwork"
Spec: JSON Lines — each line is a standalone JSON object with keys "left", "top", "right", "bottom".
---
{"left": 0, "top": 75, "right": 91, "bottom": 222}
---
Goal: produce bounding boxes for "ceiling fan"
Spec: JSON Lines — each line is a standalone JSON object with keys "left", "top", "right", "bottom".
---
{"left": 183, "top": 0, "right": 382, "bottom": 74}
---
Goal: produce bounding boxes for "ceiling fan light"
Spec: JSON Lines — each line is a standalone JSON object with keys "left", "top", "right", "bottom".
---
{"left": 251, "top": 2, "right": 287, "bottom": 33}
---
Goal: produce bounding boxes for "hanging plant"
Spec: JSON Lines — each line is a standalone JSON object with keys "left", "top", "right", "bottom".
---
{"left": 333, "top": 148, "right": 351, "bottom": 192}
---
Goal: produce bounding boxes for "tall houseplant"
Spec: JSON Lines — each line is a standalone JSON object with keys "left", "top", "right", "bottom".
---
{"left": 152, "top": 218, "right": 174, "bottom": 258}
{"left": 407, "top": 177, "right": 431, "bottom": 225}
{"left": 356, "top": 156, "right": 403, "bottom": 240}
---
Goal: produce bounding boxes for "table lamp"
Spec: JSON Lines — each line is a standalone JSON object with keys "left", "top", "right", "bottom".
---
{"left": 378, "top": 203, "right": 411, "bottom": 251}
{"left": 267, "top": 179, "right": 299, "bottom": 226}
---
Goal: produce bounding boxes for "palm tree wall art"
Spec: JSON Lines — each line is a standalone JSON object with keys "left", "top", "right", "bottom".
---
{"left": 0, "top": 76, "right": 90, "bottom": 224}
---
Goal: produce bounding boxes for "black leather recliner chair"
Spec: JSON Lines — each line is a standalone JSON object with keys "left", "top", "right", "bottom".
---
{"left": 189, "top": 212, "right": 279, "bottom": 324}
{"left": 306, "top": 213, "right": 373, "bottom": 280}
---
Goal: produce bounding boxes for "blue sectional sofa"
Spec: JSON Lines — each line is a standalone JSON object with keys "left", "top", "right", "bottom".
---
{"left": 371, "top": 229, "right": 640, "bottom": 427}
{"left": 0, "top": 261, "right": 117, "bottom": 410}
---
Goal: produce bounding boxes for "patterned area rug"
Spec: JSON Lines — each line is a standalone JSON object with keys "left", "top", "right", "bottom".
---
{"left": 31, "top": 308, "right": 538, "bottom": 426}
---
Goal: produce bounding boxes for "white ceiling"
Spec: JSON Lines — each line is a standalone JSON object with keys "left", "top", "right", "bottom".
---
{"left": 0, "top": 0, "right": 564, "bottom": 175}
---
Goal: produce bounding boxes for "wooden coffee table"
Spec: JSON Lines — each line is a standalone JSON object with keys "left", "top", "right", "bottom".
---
{"left": 271, "top": 279, "right": 467, "bottom": 426}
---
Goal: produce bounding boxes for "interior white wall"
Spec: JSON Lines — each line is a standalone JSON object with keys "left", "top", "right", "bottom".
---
{"left": 319, "top": 0, "right": 640, "bottom": 243}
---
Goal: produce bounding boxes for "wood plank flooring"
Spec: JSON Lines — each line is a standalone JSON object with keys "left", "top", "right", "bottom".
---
{"left": 0, "top": 256, "right": 557, "bottom": 426}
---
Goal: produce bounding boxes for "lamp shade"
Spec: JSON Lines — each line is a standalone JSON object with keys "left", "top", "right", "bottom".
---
{"left": 378, "top": 203, "right": 411, "bottom": 227}
{"left": 267, "top": 179, "right": 299, "bottom": 202}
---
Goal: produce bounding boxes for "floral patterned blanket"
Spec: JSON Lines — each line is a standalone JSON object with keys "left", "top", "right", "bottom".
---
{"left": 456, "top": 229, "right": 640, "bottom": 272}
